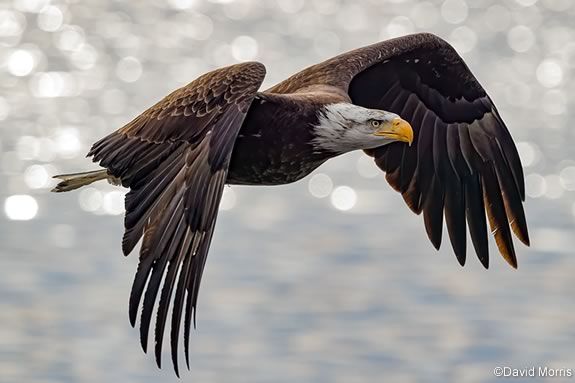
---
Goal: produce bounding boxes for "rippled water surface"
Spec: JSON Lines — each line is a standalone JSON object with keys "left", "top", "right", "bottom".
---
{"left": 1, "top": 0, "right": 574, "bottom": 382}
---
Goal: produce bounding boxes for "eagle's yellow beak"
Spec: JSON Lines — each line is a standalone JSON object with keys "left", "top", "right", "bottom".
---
{"left": 374, "top": 117, "right": 414, "bottom": 146}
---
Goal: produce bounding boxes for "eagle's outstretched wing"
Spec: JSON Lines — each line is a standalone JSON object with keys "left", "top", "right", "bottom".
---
{"left": 271, "top": 33, "right": 528, "bottom": 268}
{"left": 88, "top": 62, "right": 266, "bottom": 375}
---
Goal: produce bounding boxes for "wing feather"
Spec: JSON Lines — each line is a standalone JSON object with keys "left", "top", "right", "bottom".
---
{"left": 465, "top": 173, "right": 489, "bottom": 267}
{"left": 444, "top": 174, "right": 466, "bottom": 265}
{"left": 482, "top": 163, "right": 517, "bottom": 267}
{"left": 422, "top": 175, "right": 444, "bottom": 250}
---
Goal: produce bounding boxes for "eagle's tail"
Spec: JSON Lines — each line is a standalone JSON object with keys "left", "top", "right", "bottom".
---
{"left": 51, "top": 169, "right": 111, "bottom": 192}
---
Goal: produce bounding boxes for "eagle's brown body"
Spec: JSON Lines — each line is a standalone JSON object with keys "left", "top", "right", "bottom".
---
{"left": 53, "top": 33, "right": 529, "bottom": 375}
{"left": 229, "top": 91, "right": 342, "bottom": 185}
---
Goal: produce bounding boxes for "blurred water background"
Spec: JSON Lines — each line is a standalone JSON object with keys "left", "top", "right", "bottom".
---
{"left": 1, "top": 0, "right": 575, "bottom": 382}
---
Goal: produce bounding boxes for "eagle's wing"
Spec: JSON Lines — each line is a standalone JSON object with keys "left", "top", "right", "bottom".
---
{"left": 272, "top": 33, "right": 528, "bottom": 268}
{"left": 88, "top": 62, "right": 266, "bottom": 375}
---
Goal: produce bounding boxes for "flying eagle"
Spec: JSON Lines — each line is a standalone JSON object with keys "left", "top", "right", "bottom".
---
{"left": 52, "top": 33, "right": 529, "bottom": 375}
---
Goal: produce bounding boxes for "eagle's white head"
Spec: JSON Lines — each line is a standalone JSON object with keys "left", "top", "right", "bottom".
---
{"left": 312, "top": 103, "right": 414, "bottom": 153}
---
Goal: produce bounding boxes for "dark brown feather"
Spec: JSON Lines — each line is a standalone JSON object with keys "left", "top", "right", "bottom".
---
{"left": 465, "top": 174, "right": 490, "bottom": 268}
{"left": 444, "top": 175, "right": 466, "bottom": 265}
{"left": 423, "top": 176, "right": 444, "bottom": 250}
{"left": 481, "top": 163, "right": 517, "bottom": 268}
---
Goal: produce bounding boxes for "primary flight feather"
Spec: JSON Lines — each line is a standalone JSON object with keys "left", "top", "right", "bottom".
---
{"left": 52, "top": 33, "right": 529, "bottom": 375}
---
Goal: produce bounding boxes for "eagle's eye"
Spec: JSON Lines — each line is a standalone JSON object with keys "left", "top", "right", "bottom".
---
{"left": 371, "top": 120, "right": 381, "bottom": 128}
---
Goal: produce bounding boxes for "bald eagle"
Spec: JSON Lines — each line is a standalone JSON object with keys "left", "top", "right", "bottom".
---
{"left": 52, "top": 33, "right": 529, "bottom": 375}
